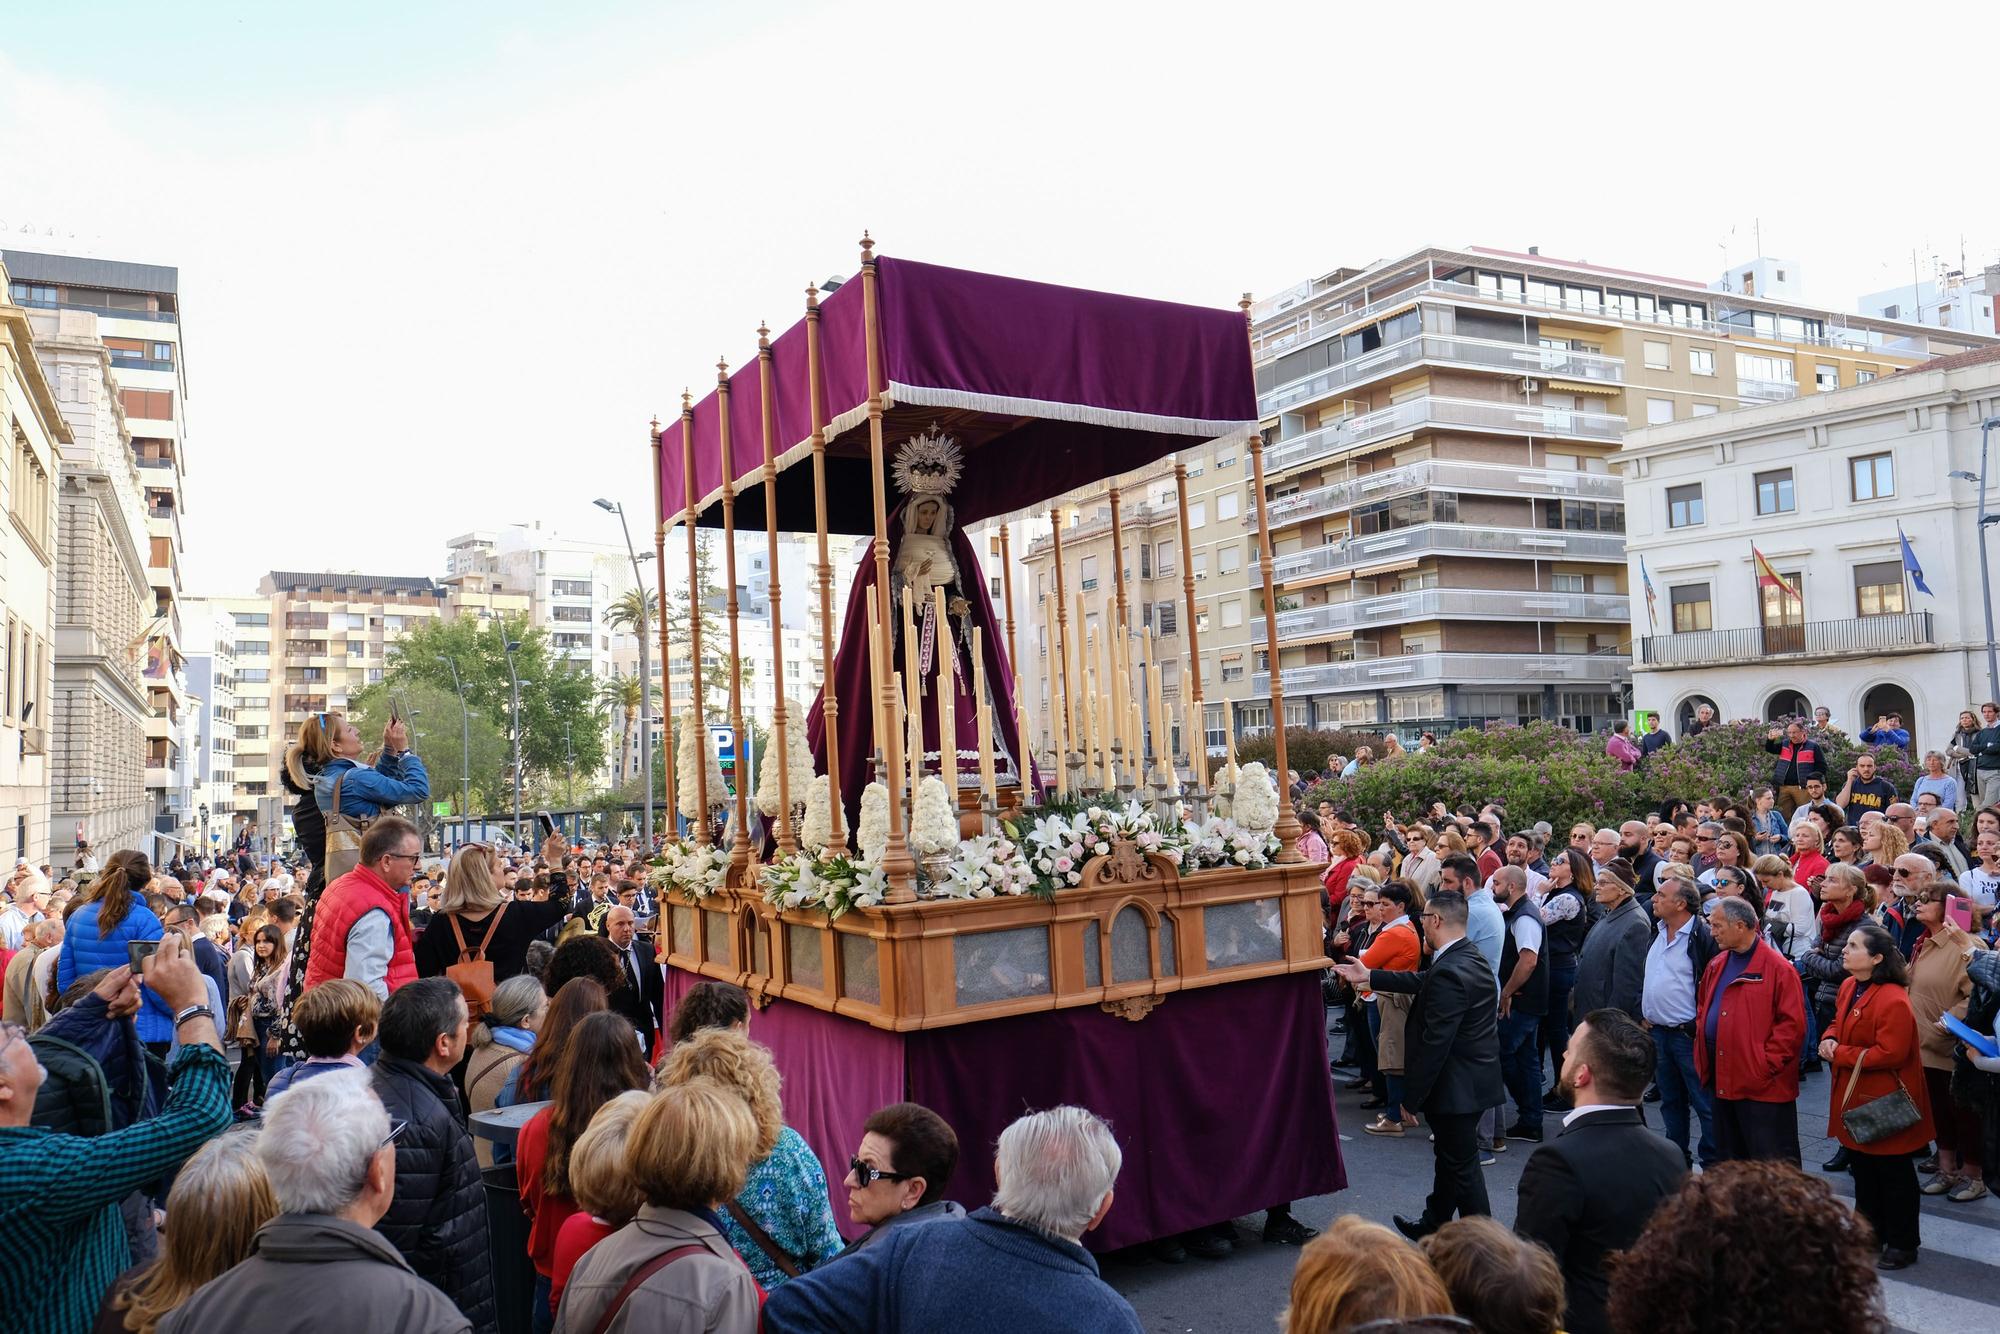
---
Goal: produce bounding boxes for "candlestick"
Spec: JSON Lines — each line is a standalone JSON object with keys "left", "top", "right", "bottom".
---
{"left": 932, "top": 587, "right": 956, "bottom": 796}
{"left": 1148, "top": 626, "right": 1166, "bottom": 771}
{"left": 1082, "top": 627, "right": 1098, "bottom": 790}
{"left": 972, "top": 628, "right": 997, "bottom": 808}
{"left": 902, "top": 588, "right": 922, "bottom": 795}
{"left": 1071, "top": 595, "right": 1087, "bottom": 781}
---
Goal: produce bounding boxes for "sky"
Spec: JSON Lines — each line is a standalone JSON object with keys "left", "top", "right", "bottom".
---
{"left": 3, "top": 0, "right": 1996, "bottom": 595}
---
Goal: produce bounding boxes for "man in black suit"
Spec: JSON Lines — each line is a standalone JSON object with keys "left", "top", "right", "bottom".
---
{"left": 1515, "top": 1008, "right": 1687, "bottom": 1334}
{"left": 1334, "top": 889, "right": 1503, "bottom": 1239}
{"left": 601, "top": 904, "right": 666, "bottom": 1053}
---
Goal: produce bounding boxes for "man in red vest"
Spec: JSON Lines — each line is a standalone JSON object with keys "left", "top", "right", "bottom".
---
{"left": 303, "top": 815, "right": 423, "bottom": 1001}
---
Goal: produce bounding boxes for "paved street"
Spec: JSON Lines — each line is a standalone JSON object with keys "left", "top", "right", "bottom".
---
{"left": 1106, "top": 1036, "right": 2000, "bottom": 1334}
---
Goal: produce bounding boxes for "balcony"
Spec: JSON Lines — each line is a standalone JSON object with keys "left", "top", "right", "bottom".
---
{"left": 1268, "top": 459, "right": 1622, "bottom": 528}
{"left": 1251, "top": 589, "right": 1630, "bottom": 643}
{"left": 1261, "top": 334, "right": 1625, "bottom": 416}
{"left": 1254, "top": 275, "right": 1946, "bottom": 362}
{"left": 1251, "top": 650, "right": 1627, "bottom": 698}
{"left": 1736, "top": 376, "right": 1799, "bottom": 404}
{"left": 1266, "top": 396, "right": 1626, "bottom": 475}
{"left": 1637, "top": 612, "right": 1934, "bottom": 669}
{"left": 1270, "top": 524, "right": 1625, "bottom": 584}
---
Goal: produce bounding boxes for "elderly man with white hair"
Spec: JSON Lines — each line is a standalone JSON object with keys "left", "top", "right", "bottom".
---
{"left": 763, "top": 1104, "right": 1143, "bottom": 1333}
{"left": 159, "top": 1070, "right": 470, "bottom": 1334}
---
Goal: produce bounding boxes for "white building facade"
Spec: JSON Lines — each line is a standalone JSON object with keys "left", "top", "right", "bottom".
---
{"left": 1, "top": 268, "right": 66, "bottom": 866}
{"left": 180, "top": 599, "right": 241, "bottom": 853}
{"left": 1619, "top": 349, "right": 2000, "bottom": 746}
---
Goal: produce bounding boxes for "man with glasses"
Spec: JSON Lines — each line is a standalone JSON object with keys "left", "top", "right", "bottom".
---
{"left": 1883, "top": 854, "right": 1935, "bottom": 958}
{"left": 303, "top": 816, "right": 426, "bottom": 1002}
{"left": 1640, "top": 875, "right": 1717, "bottom": 1169}
{"left": 1690, "top": 823, "right": 1722, "bottom": 877}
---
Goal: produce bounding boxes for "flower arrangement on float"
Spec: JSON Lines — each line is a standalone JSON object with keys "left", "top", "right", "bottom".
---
{"left": 646, "top": 839, "right": 733, "bottom": 902}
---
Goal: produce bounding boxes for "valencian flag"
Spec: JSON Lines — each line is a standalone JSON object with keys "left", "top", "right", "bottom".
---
{"left": 1751, "top": 544, "right": 1801, "bottom": 600}
{"left": 1898, "top": 523, "right": 1932, "bottom": 596}
{"left": 1640, "top": 556, "right": 1659, "bottom": 631}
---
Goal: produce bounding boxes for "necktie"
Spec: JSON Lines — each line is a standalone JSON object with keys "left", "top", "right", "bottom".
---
{"left": 623, "top": 947, "right": 639, "bottom": 993}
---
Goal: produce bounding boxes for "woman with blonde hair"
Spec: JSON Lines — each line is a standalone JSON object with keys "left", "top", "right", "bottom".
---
{"left": 1863, "top": 818, "right": 1909, "bottom": 867}
{"left": 95, "top": 1130, "right": 278, "bottom": 1334}
{"left": 414, "top": 842, "right": 568, "bottom": 985}
{"left": 656, "top": 1028, "right": 845, "bottom": 1288}
{"left": 467, "top": 974, "right": 547, "bottom": 1166}
{"left": 552, "top": 1079, "right": 762, "bottom": 1333}
{"left": 546, "top": 1089, "right": 650, "bottom": 1314}
{"left": 1280, "top": 1214, "right": 1454, "bottom": 1332}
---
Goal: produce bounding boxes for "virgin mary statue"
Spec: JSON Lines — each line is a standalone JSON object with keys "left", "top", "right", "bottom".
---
{"left": 807, "top": 427, "right": 1032, "bottom": 832}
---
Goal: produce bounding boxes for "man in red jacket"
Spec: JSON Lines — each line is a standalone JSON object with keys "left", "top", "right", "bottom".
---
{"left": 1694, "top": 895, "right": 1806, "bottom": 1165}
{"left": 303, "top": 816, "right": 423, "bottom": 1002}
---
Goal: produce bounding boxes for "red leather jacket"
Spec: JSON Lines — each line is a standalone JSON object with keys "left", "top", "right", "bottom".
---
{"left": 1694, "top": 936, "right": 1806, "bottom": 1102}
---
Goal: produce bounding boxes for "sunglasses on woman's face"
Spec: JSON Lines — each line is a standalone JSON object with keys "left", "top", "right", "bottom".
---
{"left": 848, "top": 1157, "right": 910, "bottom": 1187}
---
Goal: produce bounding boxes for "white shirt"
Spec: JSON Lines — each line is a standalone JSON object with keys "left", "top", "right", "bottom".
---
{"left": 1963, "top": 864, "right": 2000, "bottom": 911}
{"left": 1563, "top": 1102, "right": 1631, "bottom": 1127}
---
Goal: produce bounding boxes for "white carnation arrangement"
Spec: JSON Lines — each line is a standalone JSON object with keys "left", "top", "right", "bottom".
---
{"left": 910, "top": 776, "right": 959, "bottom": 856}
{"left": 1232, "top": 762, "right": 1280, "bottom": 835}
{"left": 799, "top": 774, "right": 833, "bottom": 854}
{"left": 675, "top": 710, "right": 728, "bottom": 821}
{"left": 928, "top": 833, "right": 1038, "bottom": 900}
{"left": 855, "top": 782, "right": 890, "bottom": 864}
{"left": 754, "top": 700, "right": 815, "bottom": 820}
{"left": 647, "top": 838, "right": 732, "bottom": 901}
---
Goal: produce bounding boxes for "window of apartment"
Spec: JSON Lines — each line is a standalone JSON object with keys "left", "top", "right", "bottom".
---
{"left": 1854, "top": 560, "right": 1905, "bottom": 617}
{"left": 1192, "top": 553, "right": 1208, "bottom": 580}
{"left": 1552, "top": 573, "right": 1586, "bottom": 593}
{"left": 989, "top": 575, "right": 1001, "bottom": 598}
{"left": 1215, "top": 448, "right": 1237, "bottom": 469}
{"left": 1667, "top": 483, "right": 1705, "bottom": 528}
{"left": 1609, "top": 291, "right": 1660, "bottom": 322}
{"left": 1815, "top": 364, "right": 1839, "bottom": 391}
{"left": 1079, "top": 555, "right": 1099, "bottom": 591}
{"left": 551, "top": 605, "right": 592, "bottom": 622}
{"left": 1647, "top": 398, "right": 1674, "bottom": 425}
{"left": 1188, "top": 502, "right": 1205, "bottom": 529}
{"left": 1205, "top": 704, "right": 1227, "bottom": 749}
{"left": 1662, "top": 299, "right": 1707, "bottom": 326}
{"left": 1644, "top": 340, "right": 1670, "bottom": 370}
{"left": 1670, "top": 583, "right": 1713, "bottom": 633}
{"left": 1850, "top": 452, "right": 1894, "bottom": 501}
{"left": 1138, "top": 543, "right": 1151, "bottom": 578}
{"left": 1220, "top": 660, "right": 1244, "bottom": 682}
{"left": 238, "top": 668, "right": 269, "bottom": 683}
{"left": 1155, "top": 541, "right": 1176, "bottom": 576}
{"left": 235, "top": 612, "right": 269, "bottom": 626}
{"left": 11, "top": 434, "right": 52, "bottom": 556}
{"left": 1856, "top": 367, "right": 1878, "bottom": 383}
{"left": 1284, "top": 700, "right": 1309, "bottom": 728}
{"left": 1156, "top": 602, "right": 1178, "bottom": 636}
{"left": 1354, "top": 491, "right": 1456, "bottom": 535}
{"left": 1735, "top": 353, "right": 1796, "bottom": 385}
{"left": 1217, "top": 492, "right": 1240, "bottom": 522}
{"left": 1398, "top": 569, "right": 1440, "bottom": 591}
{"left": 1692, "top": 403, "right": 1720, "bottom": 417}
{"left": 1220, "top": 600, "right": 1244, "bottom": 629}
{"left": 1545, "top": 500, "right": 1625, "bottom": 533}
{"left": 118, "top": 388, "right": 174, "bottom": 421}
{"left": 8, "top": 281, "right": 55, "bottom": 304}
{"left": 1689, "top": 347, "right": 1716, "bottom": 376}
{"left": 1754, "top": 469, "right": 1796, "bottom": 516}
{"left": 1218, "top": 545, "right": 1242, "bottom": 575}
{"left": 550, "top": 578, "right": 592, "bottom": 597}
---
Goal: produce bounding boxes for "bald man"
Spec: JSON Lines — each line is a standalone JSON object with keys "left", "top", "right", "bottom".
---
{"left": 600, "top": 905, "right": 664, "bottom": 1050}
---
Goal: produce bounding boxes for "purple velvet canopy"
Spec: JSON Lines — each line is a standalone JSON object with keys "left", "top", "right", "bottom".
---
{"left": 655, "top": 255, "right": 1259, "bottom": 535}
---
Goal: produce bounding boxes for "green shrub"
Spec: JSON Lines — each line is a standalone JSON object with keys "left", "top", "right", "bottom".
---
{"left": 1642, "top": 720, "right": 1920, "bottom": 811}
{"left": 1236, "top": 726, "right": 1383, "bottom": 778}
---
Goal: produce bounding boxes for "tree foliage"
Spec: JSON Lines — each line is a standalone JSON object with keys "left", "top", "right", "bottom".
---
{"left": 363, "top": 615, "right": 607, "bottom": 805}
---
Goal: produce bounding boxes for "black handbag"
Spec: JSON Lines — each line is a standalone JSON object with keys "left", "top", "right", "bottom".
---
{"left": 1837, "top": 1048, "right": 1922, "bottom": 1145}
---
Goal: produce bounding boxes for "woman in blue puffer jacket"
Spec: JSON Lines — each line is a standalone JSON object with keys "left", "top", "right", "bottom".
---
{"left": 57, "top": 850, "right": 173, "bottom": 1049}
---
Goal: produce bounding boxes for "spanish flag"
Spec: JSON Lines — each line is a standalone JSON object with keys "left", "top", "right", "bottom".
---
{"left": 1751, "top": 544, "right": 1801, "bottom": 600}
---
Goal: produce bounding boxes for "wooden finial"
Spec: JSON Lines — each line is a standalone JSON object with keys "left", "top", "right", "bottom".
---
{"left": 717, "top": 356, "right": 729, "bottom": 381}
{"left": 649, "top": 414, "right": 661, "bottom": 439}
{"left": 859, "top": 231, "right": 875, "bottom": 261}
{"left": 757, "top": 321, "right": 771, "bottom": 348}
{"left": 681, "top": 388, "right": 693, "bottom": 413}
{"left": 806, "top": 283, "right": 820, "bottom": 307}
{"left": 1240, "top": 292, "right": 1254, "bottom": 313}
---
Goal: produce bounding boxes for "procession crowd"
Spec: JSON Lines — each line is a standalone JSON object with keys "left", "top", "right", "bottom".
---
{"left": 2, "top": 703, "right": 1998, "bottom": 1334}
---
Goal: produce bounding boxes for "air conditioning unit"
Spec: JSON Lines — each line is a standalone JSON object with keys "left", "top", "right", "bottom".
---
{"left": 1520, "top": 378, "right": 1541, "bottom": 394}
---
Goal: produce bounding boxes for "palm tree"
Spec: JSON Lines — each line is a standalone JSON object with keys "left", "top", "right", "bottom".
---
{"left": 603, "top": 587, "right": 659, "bottom": 638}
{"left": 596, "top": 672, "right": 661, "bottom": 787}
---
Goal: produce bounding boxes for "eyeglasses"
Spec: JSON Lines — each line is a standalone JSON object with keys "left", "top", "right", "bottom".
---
{"left": 381, "top": 851, "right": 423, "bottom": 865}
{"left": 1890, "top": 867, "right": 1917, "bottom": 878}
{"left": 848, "top": 1157, "right": 910, "bottom": 1187}
{"left": 0, "top": 1021, "right": 26, "bottom": 1063}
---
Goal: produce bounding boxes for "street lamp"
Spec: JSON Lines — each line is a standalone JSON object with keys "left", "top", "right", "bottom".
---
{"left": 595, "top": 497, "right": 655, "bottom": 849}
{"left": 1950, "top": 413, "right": 2000, "bottom": 702}
{"left": 438, "top": 654, "right": 473, "bottom": 849}
{"left": 503, "top": 639, "right": 524, "bottom": 847}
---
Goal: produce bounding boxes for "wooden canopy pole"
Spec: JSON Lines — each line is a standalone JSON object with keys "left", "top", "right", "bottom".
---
{"left": 997, "top": 522, "right": 1024, "bottom": 794}
{"left": 755, "top": 323, "right": 797, "bottom": 855}
{"left": 1174, "top": 460, "right": 1206, "bottom": 788}
{"left": 716, "top": 358, "right": 753, "bottom": 880}
{"left": 804, "top": 285, "right": 847, "bottom": 855}
{"left": 860, "top": 234, "right": 917, "bottom": 901}
{"left": 1049, "top": 505, "right": 1075, "bottom": 785}
{"left": 1242, "top": 294, "right": 1302, "bottom": 861}
{"left": 1107, "top": 482, "right": 1131, "bottom": 771}
{"left": 680, "top": 393, "right": 711, "bottom": 843}
{"left": 650, "top": 417, "right": 677, "bottom": 834}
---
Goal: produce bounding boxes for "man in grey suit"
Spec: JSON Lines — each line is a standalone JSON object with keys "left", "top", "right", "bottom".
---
{"left": 1334, "top": 890, "right": 1503, "bottom": 1240}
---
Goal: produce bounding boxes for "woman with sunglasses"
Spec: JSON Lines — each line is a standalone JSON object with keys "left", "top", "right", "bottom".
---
{"left": 1908, "top": 886, "right": 1986, "bottom": 1202}
{"left": 1752, "top": 857, "right": 1816, "bottom": 963}
{"left": 1697, "top": 832, "right": 1752, "bottom": 892}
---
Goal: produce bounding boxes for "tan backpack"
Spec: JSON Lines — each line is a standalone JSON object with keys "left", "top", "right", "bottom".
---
{"left": 323, "top": 770, "right": 371, "bottom": 881}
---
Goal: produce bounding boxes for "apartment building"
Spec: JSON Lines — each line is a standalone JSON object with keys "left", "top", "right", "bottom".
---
{"left": 1620, "top": 347, "right": 2000, "bottom": 741}
{"left": 212, "top": 595, "right": 275, "bottom": 816}
{"left": 1, "top": 265, "right": 67, "bottom": 865}
{"left": 445, "top": 525, "right": 636, "bottom": 677}
{"left": 6, "top": 248, "right": 196, "bottom": 860}
{"left": 1005, "top": 465, "right": 1187, "bottom": 768}
{"left": 181, "top": 599, "right": 241, "bottom": 851}
{"left": 1201, "top": 244, "right": 1997, "bottom": 744}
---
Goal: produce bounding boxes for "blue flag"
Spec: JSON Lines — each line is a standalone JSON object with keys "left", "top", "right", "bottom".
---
{"left": 1898, "top": 523, "right": 1931, "bottom": 596}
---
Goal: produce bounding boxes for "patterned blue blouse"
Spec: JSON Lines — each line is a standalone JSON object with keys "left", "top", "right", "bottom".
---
{"left": 720, "top": 1125, "right": 845, "bottom": 1288}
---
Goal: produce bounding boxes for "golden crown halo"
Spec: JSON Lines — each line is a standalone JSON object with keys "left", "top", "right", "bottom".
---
{"left": 891, "top": 426, "right": 964, "bottom": 498}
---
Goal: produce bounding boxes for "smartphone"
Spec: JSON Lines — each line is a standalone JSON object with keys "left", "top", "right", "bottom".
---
{"left": 1947, "top": 897, "right": 1974, "bottom": 932}
{"left": 537, "top": 811, "right": 558, "bottom": 840}
{"left": 127, "top": 939, "right": 160, "bottom": 973}
{"left": 390, "top": 695, "right": 406, "bottom": 724}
